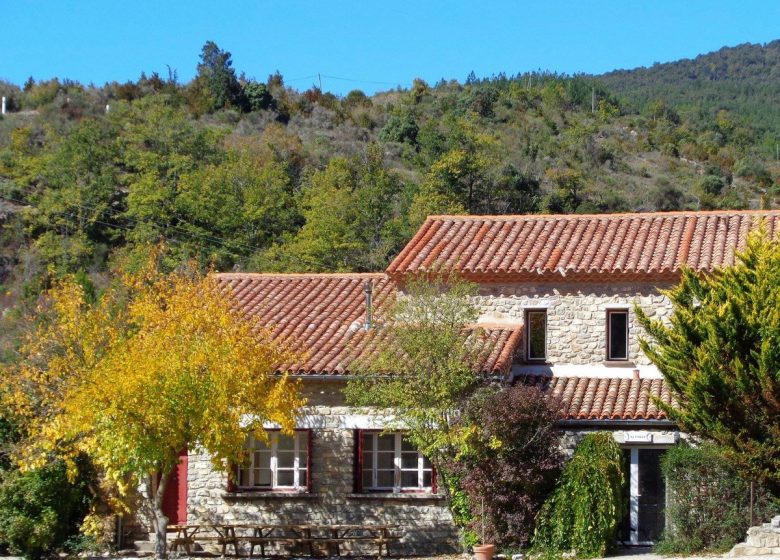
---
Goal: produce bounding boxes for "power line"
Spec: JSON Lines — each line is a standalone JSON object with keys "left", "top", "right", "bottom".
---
{"left": 319, "top": 74, "right": 395, "bottom": 86}
{"left": 0, "top": 193, "right": 263, "bottom": 254}
{"left": 1, "top": 188, "right": 268, "bottom": 255}
{"left": 0, "top": 192, "right": 319, "bottom": 271}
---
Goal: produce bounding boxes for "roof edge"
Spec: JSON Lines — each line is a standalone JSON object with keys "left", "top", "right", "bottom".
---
{"left": 214, "top": 272, "right": 388, "bottom": 280}
{"left": 422, "top": 209, "right": 780, "bottom": 221}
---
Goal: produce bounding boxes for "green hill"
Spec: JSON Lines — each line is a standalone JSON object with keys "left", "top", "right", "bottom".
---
{"left": 1, "top": 41, "right": 779, "bottom": 330}
{"left": 597, "top": 40, "right": 780, "bottom": 150}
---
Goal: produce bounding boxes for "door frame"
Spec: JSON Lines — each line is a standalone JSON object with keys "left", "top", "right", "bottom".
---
{"left": 624, "top": 445, "right": 670, "bottom": 546}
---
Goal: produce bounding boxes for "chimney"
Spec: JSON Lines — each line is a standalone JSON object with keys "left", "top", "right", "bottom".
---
{"left": 633, "top": 369, "right": 640, "bottom": 382}
{"left": 363, "top": 279, "right": 373, "bottom": 330}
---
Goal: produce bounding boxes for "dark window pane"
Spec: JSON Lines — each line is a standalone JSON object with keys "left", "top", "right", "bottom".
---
{"left": 527, "top": 311, "right": 547, "bottom": 360}
{"left": 377, "top": 470, "right": 394, "bottom": 487}
{"left": 401, "top": 471, "right": 418, "bottom": 488}
{"left": 609, "top": 312, "right": 628, "bottom": 360}
{"left": 277, "top": 435, "right": 294, "bottom": 451}
{"left": 298, "top": 469, "right": 307, "bottom": 487}
{"left": 362, "top": 470, "right": 373, "bottom": 488}
{"left": 277, "top": 451, "right": 294, "bottom": 469}
{"left": 362, "top": 434, "right": 374, "bottom": 451}
{"left": 377, "top": 434, "right": 395, "bottom": 451}
{"left": 377, "top": 452, "right": 394, "bottom": 469}
{"left": 362, "top": 452, "right": 374, "bottom": 468}
{"left": 254, "top": 451, "right": 271, "bottom": 469}
{"left": 277, "top": 470, "right": 294, "bottom": 487}
{"left": 423, "top": 471, "right": 432, "bottom": 487}
{"left": 255, "top": 469, "right": 271, "bottom": 486}
{"left": 401, "top": 437, "right": 416, "bottom": 452}
{"left": 401, "top": 453, "right": 418, "bottom": 469}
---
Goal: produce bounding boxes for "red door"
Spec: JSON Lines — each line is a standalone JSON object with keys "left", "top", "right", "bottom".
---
{"left": 162, "top": 449, "right": 188, "bottom": 525}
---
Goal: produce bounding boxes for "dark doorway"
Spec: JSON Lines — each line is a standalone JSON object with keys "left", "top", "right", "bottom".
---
{"left": 637, "top": 449, "right": 666, "bottom": 542}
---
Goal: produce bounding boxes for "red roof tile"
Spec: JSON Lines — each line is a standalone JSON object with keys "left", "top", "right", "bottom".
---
{"left": 215, "top": 273, "right": 521, "bottom": 376}
{"left": 519, "top": 374, "right": 674, "bottom": 421}
{"left": 387, "top": 210, "right": 780, "bottom": 281}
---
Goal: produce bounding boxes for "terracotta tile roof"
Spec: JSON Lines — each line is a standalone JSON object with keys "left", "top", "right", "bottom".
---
{"left": 519, "top": 374, "right": 674, "bottom": 421}
{"left": 387, "top": 210, "right": 780, "bottom": 281}
{"left": 215, "top": 273, "right": 522, "bottom": 376}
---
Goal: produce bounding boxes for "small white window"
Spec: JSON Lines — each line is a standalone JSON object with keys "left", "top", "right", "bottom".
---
{"left": 361, "top": 432, "right": 432, "bottom": 492}
{"left": 238, "top": 431, "right": 309, "bottom": 490}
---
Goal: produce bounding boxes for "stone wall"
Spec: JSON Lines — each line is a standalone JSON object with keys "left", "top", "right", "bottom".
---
{"left": 187, "top": 396, "right": 459, "bottom": 555}
{"left": 474, "top": 282, "right": 674, "bottom": 366}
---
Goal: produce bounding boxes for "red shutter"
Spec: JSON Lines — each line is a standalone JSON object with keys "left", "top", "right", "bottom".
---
{"left": 305, "top": 429, "right": 313, "bottom": 493}
{"left": 353, "top": 429, "right": 364, "bottom": 493}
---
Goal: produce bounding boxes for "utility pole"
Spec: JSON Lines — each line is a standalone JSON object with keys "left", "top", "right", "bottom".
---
{"left": 318, "top": 73, "right": 322, "bottom": 91}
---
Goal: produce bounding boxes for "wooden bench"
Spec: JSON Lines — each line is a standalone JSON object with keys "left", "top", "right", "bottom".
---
{"left": 168, "top": 523, "right": 402, "bottom": 557}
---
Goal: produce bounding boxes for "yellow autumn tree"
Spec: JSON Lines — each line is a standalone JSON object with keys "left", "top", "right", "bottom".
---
{"left": 2, "top": 253, "right": 304, "bottom": 557}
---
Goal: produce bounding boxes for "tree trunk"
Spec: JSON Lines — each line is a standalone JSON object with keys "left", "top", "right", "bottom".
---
{"left": 147, "top": 471, "right": 170, "bottom": 559}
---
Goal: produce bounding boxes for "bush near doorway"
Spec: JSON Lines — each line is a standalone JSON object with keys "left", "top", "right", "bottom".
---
{"left": 655, "top": 442, "right": 778, "bottom": 554}
{"left": 532, "top": 432, "right": 625, "bottom": 559}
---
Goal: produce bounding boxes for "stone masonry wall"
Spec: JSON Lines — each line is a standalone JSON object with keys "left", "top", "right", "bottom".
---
{"left": 474, "top": 282, "right": 674, "bottom": 366}
{"left": 187, "top": 385, "right": 459, "bottom": 555}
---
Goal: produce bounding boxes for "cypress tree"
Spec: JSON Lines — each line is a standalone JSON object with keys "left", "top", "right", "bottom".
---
{"left": 637, "top": 226, "right": 780, "bottom": 496}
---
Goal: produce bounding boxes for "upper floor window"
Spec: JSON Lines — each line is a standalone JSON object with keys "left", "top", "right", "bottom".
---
{"left": 607, "top": 310, "right": 629, "bottom": 361}
{"left": 525, "top": 309, "right": 547, "bottom": 361}
{"left": 360, "top": 432, "right": 433, "bottom": 492}
{"left": 237, "top": 430, "right": 310, "bottom": 491}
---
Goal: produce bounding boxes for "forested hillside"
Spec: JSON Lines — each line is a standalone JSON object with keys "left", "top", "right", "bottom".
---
{"left": 599, "top": 40, "right": 780, "bottom": 150}
{"left": 1, "top": 40, "right": 780, "bottom": 341}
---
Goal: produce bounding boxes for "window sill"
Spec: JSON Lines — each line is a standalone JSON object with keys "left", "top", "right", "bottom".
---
{"left": 603, "top": 360, "right": 635, "bottom": 367}
{"left": 346, "top": 493, "right": 444, "bottom": 501}
{"left": 222, "top": 491, "right": 317, "bottom": 500}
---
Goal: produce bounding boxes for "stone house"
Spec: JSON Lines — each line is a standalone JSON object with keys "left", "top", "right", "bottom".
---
{"left": 160, "top": 210, "right": 780, "bottom": 553}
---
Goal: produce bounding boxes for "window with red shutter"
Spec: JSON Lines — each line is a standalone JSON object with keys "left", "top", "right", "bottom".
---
{"left": 359, "top": 431, "right": 433, "bottom": 493}
{"left": 234, "top": 430, "right": 310, "bottom": 491}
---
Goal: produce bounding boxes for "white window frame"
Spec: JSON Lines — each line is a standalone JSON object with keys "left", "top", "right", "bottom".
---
{"left": 237, "top": 431, "right": 308, "bottom": 491}
{"left": 362, "top": 432, "right": 432, "bottom": 493}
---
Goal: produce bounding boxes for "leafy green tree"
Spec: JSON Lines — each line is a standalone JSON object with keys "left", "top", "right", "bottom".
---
{"left": 425, "top": 119, "right": 499, "bottom": 213}
{"left": 257, "top": 146, "right": 408, "bottom": 271}
{"left": 657, "top": 442, "right": 777, "bottom": 554}
{"left": 379, "top": 112, "right": 419, "bottom": 145}
{"left": 345, "top": 273, "right": 483, "bottom": 501}
{"left": 637, "top": 229, "right": 780, "bottom": 496}
{"left": 175, "top": 150, "right": 300, "bottom": 268}
{"left": 242, "top": 81, "right": 275, "bottom": 112}
{"left": 0, "top": 458, "right": 95, "bottom": 560}
{"left": 194, "top": 41, "right": 244, "bottom": 112}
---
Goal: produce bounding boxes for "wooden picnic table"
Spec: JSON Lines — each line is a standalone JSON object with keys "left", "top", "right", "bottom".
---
{"left": 167, "top": 523, "right": 401, "bottom": 557}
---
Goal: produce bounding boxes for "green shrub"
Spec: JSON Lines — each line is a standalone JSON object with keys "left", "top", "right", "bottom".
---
{"left": 655, "top": 442, "right": 778, "bottom": 555}
{"left": 532, "top": 432, "right": 625, "bottom": 559}
{"left": 0, "top": 459, "right": 94, "bottom": 559}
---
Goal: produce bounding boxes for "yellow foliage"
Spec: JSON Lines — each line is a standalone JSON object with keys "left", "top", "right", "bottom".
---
{"left": 2, "top": 247, "right": 304, "bottom": 494}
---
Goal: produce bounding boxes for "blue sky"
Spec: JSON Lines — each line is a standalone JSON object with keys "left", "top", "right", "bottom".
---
{"left": 2, "top": 0, "right": 779, "bottom": 95}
